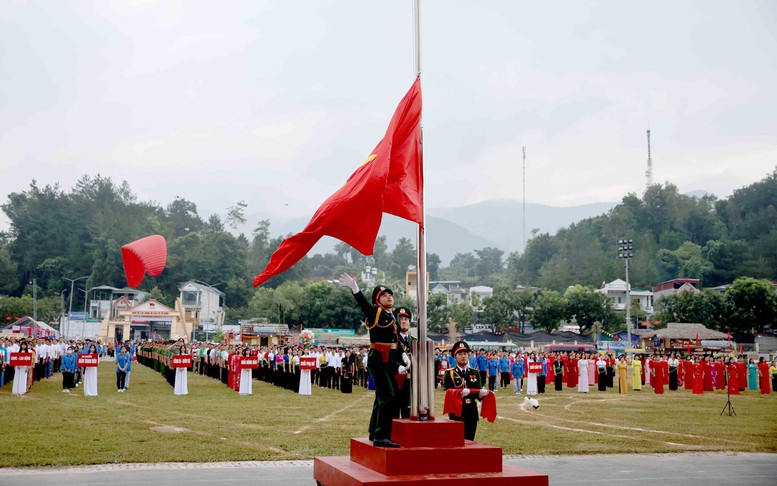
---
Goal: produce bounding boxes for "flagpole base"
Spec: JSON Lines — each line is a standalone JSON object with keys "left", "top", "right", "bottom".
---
{"left": 313, "top": 419, "right": 548, "bottom": 486}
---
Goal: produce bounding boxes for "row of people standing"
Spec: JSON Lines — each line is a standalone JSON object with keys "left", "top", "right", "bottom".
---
{"left": 0, "top": 338, "right": 106, "bottom": 396}
{"left": 436, "top": 349, "right": 776, "bottom": 397}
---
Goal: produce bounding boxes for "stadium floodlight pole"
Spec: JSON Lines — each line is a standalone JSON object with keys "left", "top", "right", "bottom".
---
{"left": 617, "top": 239, "right": 634, "bottom": 346}
{"left": 64, "top": 276, "right": 89, "bottom": 338}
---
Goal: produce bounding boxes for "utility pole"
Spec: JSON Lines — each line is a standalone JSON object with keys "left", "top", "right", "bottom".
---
{"left": 64, "top": 276, "right": 89, "bottom": 338}
{"left": 522, "top": 146, "right": 527, "bottom": 253}
{"left": 618, "top": 240, "right": 634, "bottom": 346}
{"left": 645, "top": 130, "right": 653, "bottom": 189}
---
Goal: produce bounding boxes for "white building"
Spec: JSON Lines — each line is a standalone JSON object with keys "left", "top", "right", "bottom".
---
{"left": 597, "top": 279, "right": 654, "bottom": 315}
{"left": 179, "top": 281, "right": 226, "bottom": 333}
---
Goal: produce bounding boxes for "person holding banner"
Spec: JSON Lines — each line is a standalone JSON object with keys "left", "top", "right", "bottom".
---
{"left": 61, "top": 346, "right": 77, "bottom": 393}
{"left": 11, "top": 340, "right": 32, "bottom": 395}
{"left": 82, "top": 344, "right": 99, "bottom": 396}
{"left": 299, "top": 350, "right": 316, "bottom": 396}
{"left": 238, "top": 347, "right": 253, "bottom": 396}
{"left": 170, "top": 341, "right": 189, "bottom": 396}
{"left": 115, "top": 345, "right": 131, "bottom": 392}
{"left": 338, "top": 273, "right": 404, "bottom": 449}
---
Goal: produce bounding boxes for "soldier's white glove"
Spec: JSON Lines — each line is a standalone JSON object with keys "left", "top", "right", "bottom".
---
{"left": 478, "top": 388, "right": 489, "bottom": 398}
{"left": 461, "top": 388, "right": 470, "bottom": 397}
{"left": 401, "top": 352, "right": 410, "bottom": 367}
{"left": 338, "top": 273, "right": 359, "bottom": 293}
{"left": 398, "top": 365, "right": 408, "bottom": 375}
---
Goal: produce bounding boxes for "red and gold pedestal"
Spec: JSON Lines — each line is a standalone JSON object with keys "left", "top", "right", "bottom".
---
{"left": 314, "top": 418, "right": 548, "bottom": 485}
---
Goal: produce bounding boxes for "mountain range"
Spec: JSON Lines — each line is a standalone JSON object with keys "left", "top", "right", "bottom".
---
{"left": 239, "top": 199, "right": 618, "bottom": 265}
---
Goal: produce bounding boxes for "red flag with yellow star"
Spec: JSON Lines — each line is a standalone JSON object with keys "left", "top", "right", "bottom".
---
{"left": 253, "top": 77, "right": 423, "bottom": 287}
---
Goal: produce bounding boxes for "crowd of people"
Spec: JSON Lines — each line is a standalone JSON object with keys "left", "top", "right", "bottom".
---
{"left": 0, "top": 337, "right": 115, "bottom": 396}
{"left": 136, "top": 340, "right": 375, "bottom": 396}
{"left": 433, "top": 349, "right": 777, "bottom": 396}
{"left": 3, "top": 336, "right": 776, "bottom": 401}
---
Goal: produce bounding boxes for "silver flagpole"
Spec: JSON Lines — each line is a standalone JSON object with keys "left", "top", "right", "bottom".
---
{"left": 412, "top": 0, "right": 431, "bottom": 420}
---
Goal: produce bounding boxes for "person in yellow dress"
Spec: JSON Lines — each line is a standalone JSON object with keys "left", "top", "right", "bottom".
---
{"left": 617, "top": 355, "right": 629, "bottom": 393}
{"left": 631, "top": 355, "right": 642, "bottom": 391}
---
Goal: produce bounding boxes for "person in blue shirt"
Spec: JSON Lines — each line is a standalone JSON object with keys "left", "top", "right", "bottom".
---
{"left": 446, "top": 351, "right": 457, "bottom": 370}
{"left": 124, "top": 341, "right": 135, "bottom": 390}
{"left": 499, "top": 352, "right": 511, "bottom": 389}
{"left": 487, "top": 352, "right": 499, "bottom": 391}
{"left": 61, "top": 346, "right": 77, "bottom": 393}
{"left": 115, "top": 345, "right": 131, "bottom": 392}
{"left": 477, "top": 349, "right": 489, "bottom": 385}
{"left": 468, "top": 353, "right": 478, "bottom": 370}
{"left": 512, "top": 354, "right": 525, "bottom": 394}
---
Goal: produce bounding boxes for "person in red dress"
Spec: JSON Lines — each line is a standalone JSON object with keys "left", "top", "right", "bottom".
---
{"left": 702, "top": 356, "right": 714, "bottom": 392}
{"left": 228, "top": 349, "right": 240, "bottom": 391}
{"left": 736, "top": 360, "right": 747, "bottom": 391}
{"left": 758, "top": 357, "right": 771, "bottom": 394}
{"left": 569, "top": 353, "right": 579, "bottom": 388}
{"left": 653, "top": 356, "right": 665, "bottom": 394}
{"left": 546, "top": 354, "right": 556, "bottom": 386}
{"left": 727, "top": 357, "right": 740, "bottom": 395}
{"left": 714, "top": 357, "right": 726, "bottom": 390}
{"left": 640, "top": 356, "right": 646, "bottom": 386}
{"left": 684, "top": 357, "right": 694, "bottom": 390}
{"left": 692, "top": 358, "right": 704, "bottom": 395}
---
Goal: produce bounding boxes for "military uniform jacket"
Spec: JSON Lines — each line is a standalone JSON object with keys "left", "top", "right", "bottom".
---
{"left": 444, "top": 366, "right": 483, "bottom": 392}
{"left": 353, "top": 291, "right": 399, "bottom": 345}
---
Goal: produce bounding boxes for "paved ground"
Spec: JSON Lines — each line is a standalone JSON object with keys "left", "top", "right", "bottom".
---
{"left": 0, "top": 452, "right": 775, "bottom": 485}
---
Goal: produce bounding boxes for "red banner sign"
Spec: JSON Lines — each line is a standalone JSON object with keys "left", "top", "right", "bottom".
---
{"left": 77, "top": 353, "right": 99, "bottom": 368}
{"left": 171, "top": 354, "right": 193, "bottom": 368}
{"left": 528, "top": 362, "right": 543, "bottom": 373}
{"left": 240, "top": 356, "right": 259, "bottom": 369}
{"left": 9, "top": 352, "right": 33, "bottom": 367}
{"left": 300, "top": 356, "right": 318, "bottom": 370}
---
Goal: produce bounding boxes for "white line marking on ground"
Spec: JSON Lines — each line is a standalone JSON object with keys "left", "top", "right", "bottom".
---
{"left": 498, "top": 415, "right": 696, "bottom": 449}
{"left": 293, "top": 394, "right": 370, "bottom": 435}
{"left": 515, "top": 406, "right": 757, "bottom": 446}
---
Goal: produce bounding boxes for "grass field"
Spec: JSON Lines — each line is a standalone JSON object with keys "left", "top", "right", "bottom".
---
{"left": 1, "top": 361, "right": 775, "bottom": 467}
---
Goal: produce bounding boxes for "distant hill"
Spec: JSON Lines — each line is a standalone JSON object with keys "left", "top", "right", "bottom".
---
{"left": 243, "top": 199, "right": 618, "bottom": 265}
{"left": 428, "top": 200, "right": 618, "bottom": 257}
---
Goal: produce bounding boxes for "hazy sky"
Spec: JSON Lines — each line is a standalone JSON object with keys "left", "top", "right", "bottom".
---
{"left": 1, "top": 0, "right": 775, "bottom": 233}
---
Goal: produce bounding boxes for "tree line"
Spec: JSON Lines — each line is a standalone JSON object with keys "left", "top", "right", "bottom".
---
{"left": 1, "top": 169, "right": 776, "bottom": 333}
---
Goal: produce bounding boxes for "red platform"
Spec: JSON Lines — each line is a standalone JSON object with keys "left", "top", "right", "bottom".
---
{"left": 313, "top": 419, "right": 548, "bottom": 486}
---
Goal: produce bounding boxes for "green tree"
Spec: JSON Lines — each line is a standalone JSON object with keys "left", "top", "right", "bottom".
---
{"left": 474, "top": 247, "right": 504, "bottom": 279}
{"left": 654, "top": 289, "right": 727, "bottom": 330}
{"left": 482, "top": 286, "right": 519, "bottom": 333}
{"left": 531, "top": 290, "right": 567, "bottom": 333}
{"left": 725, "top": 277, "right": 777, "bottom": 333}
{"left": 563, "top": 285, "right": 618, "bottom": 335}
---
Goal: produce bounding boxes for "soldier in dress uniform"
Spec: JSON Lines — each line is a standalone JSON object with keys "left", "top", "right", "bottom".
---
{"left": 339, "top": 273, "right": 406, "bottom": 448}
{"left": 443, "top": 341, "right": 489, "bottom": 441}
{"left": 395, "top": 307, "right": 414, "bottom": 418}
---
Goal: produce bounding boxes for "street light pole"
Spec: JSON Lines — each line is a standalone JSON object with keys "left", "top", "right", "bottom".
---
{"left": 64, "top": 276, "right": 89, "bottom": 338}
{"left": 618, "top": 239, "right": 634, "bottom": 347}
{"left": 32, "top": 277, "right": 37, "bottom": 321}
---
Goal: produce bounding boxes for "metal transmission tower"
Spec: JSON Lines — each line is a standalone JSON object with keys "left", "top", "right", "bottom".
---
{"left": 645, "top": 129, "right": 653, "bottom": 188}
{"left": 522, "top": 146, "right": 526, "bottom": 253}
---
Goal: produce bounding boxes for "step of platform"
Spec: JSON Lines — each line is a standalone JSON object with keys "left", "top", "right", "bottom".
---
{"left": 314, "top": 455, "right": 549, "bottom": 486}
{"left": 390, "top": 418, "right": 465, "bottom": 448}
{"left": 350, "top": 438, "right": 502, "bottom": 476}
